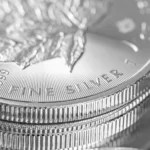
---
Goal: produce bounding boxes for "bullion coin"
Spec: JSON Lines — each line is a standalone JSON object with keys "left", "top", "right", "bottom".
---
{"left": 0, "top": 0, "right": 150, "bottom": 124}
{"left": 0, "top": 90, "right": 149, "bottom": 150}
{"left": 91, "top": 98, "right": 150, "bottom": 149}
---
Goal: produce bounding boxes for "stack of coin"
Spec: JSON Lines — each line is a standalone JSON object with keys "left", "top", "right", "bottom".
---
{"left": 0, "top": 0, "right": 150, "bottom": 150}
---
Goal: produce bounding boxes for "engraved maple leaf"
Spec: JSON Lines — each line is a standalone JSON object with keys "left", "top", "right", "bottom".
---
{"left": 0, "top": 0, "right": 112, "bottom": 71}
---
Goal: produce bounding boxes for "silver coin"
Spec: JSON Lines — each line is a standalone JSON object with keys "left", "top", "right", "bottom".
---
{"left": 0, "top": 0, "right": 112, "bottom": 70}
{"left": 0, "top": 92, "right": 149, "bottom": 150}
{"left": 0, "top": 0, "right": 149, "bottom": 123}
{"left": 0, "top": 0, "right": 150, "bottom": 123}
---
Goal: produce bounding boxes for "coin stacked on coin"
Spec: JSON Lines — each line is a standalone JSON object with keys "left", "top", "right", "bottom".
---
{"left": 0, "top": 0, "right": 150, "bottom": 150}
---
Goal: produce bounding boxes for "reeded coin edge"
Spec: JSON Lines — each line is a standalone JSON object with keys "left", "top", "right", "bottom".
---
{"left": 0, "top": 95, "right": 149, "bottom": 150}
{"left": 92, "top": 105, "right": 150, "bottom": 149}
{"left": 0, "top": 89, "right": 149, "bottom": 132}
{"left": 0, "top": 71, "right": 149, "bottom": 124}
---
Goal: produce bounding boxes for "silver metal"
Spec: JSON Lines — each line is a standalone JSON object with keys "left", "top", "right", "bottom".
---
{"left": 0, "top": 90, "right": 149, "bottom": 150}
{"left": 0, "top": 0, "right": 149, "bottom": 149}
{"left": 89, "top": 98, "right": 150, "bottom": 150}
{"left": 0, "top": 73, "right": 149, "bottom": 124}
{"left": 0, "top": 0, "right": 149, "bottom": 123}
{"left": 0, "top": 0, "right": 112, "bottom": 71}
{"left": 85, "top": 148, "right": 143, "bottom": 150}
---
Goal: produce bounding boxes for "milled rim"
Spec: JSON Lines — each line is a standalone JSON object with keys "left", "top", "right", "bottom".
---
{"left": 0, "top": 93, "right": 149, "bottom": 150}
{"left": 0, "top": 71, "right": 149, "bottom": 124}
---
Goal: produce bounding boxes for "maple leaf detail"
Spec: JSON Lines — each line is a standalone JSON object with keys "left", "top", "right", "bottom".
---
{"left": 0, "top": 0, "right": 112, "bottom": 71}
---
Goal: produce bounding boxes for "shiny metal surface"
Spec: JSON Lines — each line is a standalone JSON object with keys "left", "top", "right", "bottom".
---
{"left": 0, "top": 91, "right": 149, "bottom": 150}
{"left": 0, "top": 73, "right": 149, "bottom": 124}
{"left": 0, "top": 0, "right": 149, "bottom": 149}
{"left": 88, "top": 81, "right": 150, "bottom": 149}
{"left": 0, "top": 0, "right": 112, "bottom": 71}
{"left": 123, "top": 108, "right": 150, "bottom": 150}
{"left": 0, "top": 0, "right": 149, "bottom": 124}
{"left": 0, "top": 0, "right": 149, "bottom": 102}
{"left": 86, "top": 147, "right": 143, "bottom": 150}
{"left": 86, "top": 148, "right": 142, "bottom": 150}
{"left": 89, "top": 100, "right": 150, "bottom": 150}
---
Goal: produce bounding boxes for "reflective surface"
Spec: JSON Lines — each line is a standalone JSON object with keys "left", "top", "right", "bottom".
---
{"left": 0, "top": 0, "right": 150, "bottom": 149}
{"left": 104, "top": 101, "right": 150, "bottom": 150}
{"left": 0, "top": 91, "right": 149, "bottom": 150}
{"left": 0, "top": 0, "right": 112, "bottom": 70}
{"left": 86, "top": 148, "right": 143, "bottom": 150}
{"left": 84, "top": 97, "right": 150, "bottom": 150}
{"left": 0, "top": 0, "right": 149, "bottom": 104}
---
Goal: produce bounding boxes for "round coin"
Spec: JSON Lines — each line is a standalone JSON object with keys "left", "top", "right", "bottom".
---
{"left": 0, "top": 91, "right": 149, "bottom": 150}
{"left": 0, "top": 0, "right": 150, "bottom": 123}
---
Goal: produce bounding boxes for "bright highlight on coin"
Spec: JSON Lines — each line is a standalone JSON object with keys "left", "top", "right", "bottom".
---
{"left": 116, "top": 18, "right": 136, "bottom": 34}
{"left": 122, "top": 41, "right": 139, "bottom": 52}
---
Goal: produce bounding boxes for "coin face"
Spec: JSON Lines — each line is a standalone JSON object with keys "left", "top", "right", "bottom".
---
{"left": 0, "top": 0, "right": 149, "bottom": 107}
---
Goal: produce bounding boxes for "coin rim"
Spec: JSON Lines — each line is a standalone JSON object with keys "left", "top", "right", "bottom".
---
{"left": 0, "top": 69, "right": 149, "bottom": 124}
{"left": 0, "top": 95, "right": 148, "bottom": 150}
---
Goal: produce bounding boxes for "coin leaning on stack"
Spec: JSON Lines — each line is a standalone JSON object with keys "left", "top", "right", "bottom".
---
{"left": 0, "top": 0, "right": 150, "bottom": 149}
